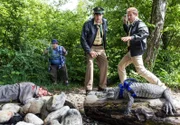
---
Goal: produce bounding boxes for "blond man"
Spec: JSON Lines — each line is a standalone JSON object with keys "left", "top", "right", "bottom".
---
{"left": 118, "top": 7, "right": 166, "bottom": 88}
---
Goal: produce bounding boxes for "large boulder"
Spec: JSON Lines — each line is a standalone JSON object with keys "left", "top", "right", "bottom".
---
{"left": 19, "top": 103, "right": 31, "bottom": 115}
{"left": 44, "top": 106, "right": 70, "bottom": 124}
{"left": 20, "top": 99, "right": 44, "bottom": 115}
{"left": 40, "top": 103, "right": 50, "bottom": 120}
{"left": 41, "top": 93, "right": 67, "bottom": 120}
{"left": 28, "top": 99, "right": 44, "bottom": 114}
{"left": 65, "top": 93, "right": 86, "bottom": 111}
{"left": 46, "top": 92, "right": 66, "bottom": 112}
{"left": 24, "top": 113, "right": 44, "bottom": 125}
{"left": 48, "top": 120, "right": 62, "bottom": 125}
{"left": 16, "top": 121, "right": 34, "bottom": 125}
{"left": 0, "top": 110, "right": 14, "bottom": 123}
{"left": 62, "top": 109, "right": 83, "bottom": 125}
{"left": 1, "top": 103, "right": 21, "bottom": 113}
{"left": 39, "top": 96, "right": 52, "bottom": 103}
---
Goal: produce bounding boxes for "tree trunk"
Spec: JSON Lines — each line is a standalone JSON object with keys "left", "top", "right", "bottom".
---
{"left": 162, "top": 31, "right": 169, "bottom": 50}
{"left": 144, "top": 0, "right": 167, "bottom": 70}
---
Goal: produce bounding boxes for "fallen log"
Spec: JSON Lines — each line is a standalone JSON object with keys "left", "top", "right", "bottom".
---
{"left": 84, "top": 90, "right": 180, "bottom": 125}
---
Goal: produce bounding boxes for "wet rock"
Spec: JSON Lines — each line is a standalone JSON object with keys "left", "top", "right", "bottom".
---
{"left": 66, "top": 93, "right": 86, "bottom": 111}
{"left": 40, "top": 103, "right": 50, "bottom": 120}
{"left": 49, "top": 119, "right": 62, "bottom": 125}
{"left": 0, "top": 110, "right": 14, "bottom": 123}
{"left": 0, "top": 90, "right": 85, "bottom": 125}
{"left": 28, "top": 99, "right": 44, "bottom": 114}
{"left": 19, "top": 99, "right": 44, "bottom": 115}
{"left": 165, "top": 117, "right": 180, "bottom": 124}
{"left": 62, "top": 109, "right": 83, "bottom": 125}
{"left": 39, "top": 96, "right": 51, "bottom": 103}
{"left": 41, "top": 93, "right": 67, "bottom": 120}
{"left": 46, "top": 92, "right": 66, "bottom": 112}
{"left": 85, "top": 94, "right": 98, "bottom": 104}
{"left": 24, "top": 113, "right": 43, "bottom": 125}
{"left": 44, "top": 106, "right": 70, "bottom": 124}
{"left": 40, "top": 104, "right": 49, "bottom": 120}
{"left": 16, "top": 121, "right": 34, "bottom": 125}
{"left": 1, "top": 103, "right": 21, "bottom": 113}
{"left": 20, "top": 102, "right": 31, "bottom": 114}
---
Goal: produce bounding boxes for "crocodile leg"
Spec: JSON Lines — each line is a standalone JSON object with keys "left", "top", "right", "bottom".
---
{"left": 162, "top": 89, "right": 176, "bottom": 115}
{"left": 124, "top": 92, "right": 134, "bottom": 115}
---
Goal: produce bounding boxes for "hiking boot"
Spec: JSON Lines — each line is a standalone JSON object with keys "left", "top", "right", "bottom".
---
{"left": 86, "top": 90, "right": 91, "bottom": 95}
{"left": 98, "top": 86, "right": 106, "bottom": 91}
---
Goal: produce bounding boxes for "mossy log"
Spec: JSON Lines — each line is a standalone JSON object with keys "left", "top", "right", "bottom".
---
{"left": 84, "top": 91, "right": 180, "bottom": 125}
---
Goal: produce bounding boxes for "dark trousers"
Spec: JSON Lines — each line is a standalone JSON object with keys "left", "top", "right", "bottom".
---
{"left": 50, "top": 64, "right": 68, "bottom": 83}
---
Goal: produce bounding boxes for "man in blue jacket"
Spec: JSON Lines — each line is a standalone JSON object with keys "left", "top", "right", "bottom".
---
{"left": 81, "top": 7, "right": 108, "bottom": 94}
{"left": 118, "top": 7, "right": 166, "bottom": 89}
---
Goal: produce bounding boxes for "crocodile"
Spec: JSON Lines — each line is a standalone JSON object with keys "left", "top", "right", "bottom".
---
{"left": 106, "top": 78, "right": 176, "bottom": 116}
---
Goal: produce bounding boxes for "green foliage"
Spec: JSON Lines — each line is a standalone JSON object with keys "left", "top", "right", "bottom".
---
{"left": 0, "top": 0, "right": 87, "bottom": 86}
{"left": 0, "top": 0, "right": 179, "bottom": 89}
{"left": 0, "top": 40, "right": 50, "bottom": 84}
{"left": 154, "top": 49, "right": 180, "bottom": 88}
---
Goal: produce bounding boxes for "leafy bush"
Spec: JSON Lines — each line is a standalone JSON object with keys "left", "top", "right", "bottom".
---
{"left": 0, "top": 0, "right": 179, "bottom": 89}
{"left": 154, "top": 50, "right": 180, "bottom": 88}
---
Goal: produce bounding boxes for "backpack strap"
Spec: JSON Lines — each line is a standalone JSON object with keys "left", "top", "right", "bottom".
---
{"left": 57, "top": 46, "right": 62, "bottom": 55}
{"left": 118, "top": 78, "right": 137, "bottom": 98}
{"left": 119, "top": 84, "right": 124, "bottom": 98}
{"left": 124, "top": 78, "right": 137, "bottom": 98}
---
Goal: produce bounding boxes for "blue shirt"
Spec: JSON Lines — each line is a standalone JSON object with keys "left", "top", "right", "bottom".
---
{"left": 48, "top": 45, "right": 67, "bottom": 68}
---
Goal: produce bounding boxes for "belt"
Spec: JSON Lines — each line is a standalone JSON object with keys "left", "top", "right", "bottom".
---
{"left": 92, "top": 44, "right": 103, "bottom": 46}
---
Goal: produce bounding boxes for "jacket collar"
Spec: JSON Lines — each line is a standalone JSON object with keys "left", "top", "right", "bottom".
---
{"left": 130, "top": 17, "right": 140, "bottom": 26}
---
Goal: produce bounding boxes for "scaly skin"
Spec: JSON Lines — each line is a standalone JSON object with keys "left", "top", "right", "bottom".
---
{"left": 107, "top": 79, "right": 176, "bottom": 116}
{"left": 126, "top": 82, "right": 165, "bottom": 98}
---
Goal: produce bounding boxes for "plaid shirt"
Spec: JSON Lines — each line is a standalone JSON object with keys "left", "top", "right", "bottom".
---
{"left": 48, "top": 45, "right": 67, "bottom": 68}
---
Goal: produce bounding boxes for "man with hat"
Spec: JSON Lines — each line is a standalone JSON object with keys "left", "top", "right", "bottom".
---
{"left": 80, "top": 7, "right": 108, "bottom": 94}
{"left": 118, "top": 7, "right": 166, "bottom": 89}
{"left": 44, "top": 39, "right": 69, "bottom": 85}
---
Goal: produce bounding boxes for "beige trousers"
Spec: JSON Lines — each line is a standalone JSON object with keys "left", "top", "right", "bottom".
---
{"left": 85, "top": 46, "right": 108, "bottom": 90}
{"left": 118, "top": 52, "right": 165, "bottom": 88}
